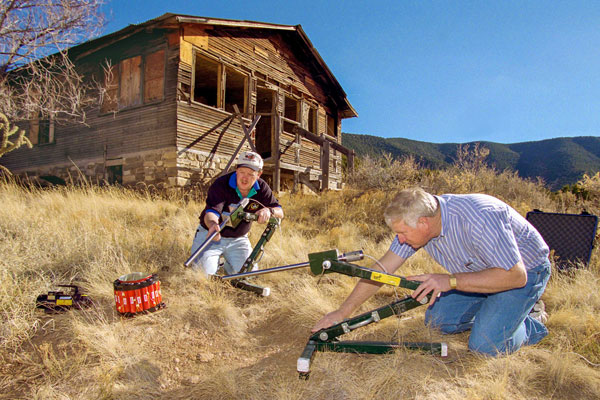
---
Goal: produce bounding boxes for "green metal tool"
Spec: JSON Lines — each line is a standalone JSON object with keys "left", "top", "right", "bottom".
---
{"left": 222, "top": 248, "right": 448, "bottom": 377}
{"left": 184, "top": 198, "right": 281, "bottom": 297}
{"left": 228, "top": 213, "right": 281, "bottom": 297}
{"left": 297, "top": 249, "right": 448, "bottom": 380}
{"left": 184, "top": 198, "right": 251, "bottom": 268}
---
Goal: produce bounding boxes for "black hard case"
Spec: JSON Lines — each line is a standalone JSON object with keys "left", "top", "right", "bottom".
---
{"left": 526, "top": 210, "right": 598, "bottom": 269}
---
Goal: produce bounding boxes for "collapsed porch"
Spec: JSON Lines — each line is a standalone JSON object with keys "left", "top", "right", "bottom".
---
{"left": 178, "top": 107, "right": 355, "bottom": 193}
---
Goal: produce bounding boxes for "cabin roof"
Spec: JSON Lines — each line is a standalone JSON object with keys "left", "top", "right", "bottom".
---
{"left": 73, "top": 13, "right": 357, "bottom": 118}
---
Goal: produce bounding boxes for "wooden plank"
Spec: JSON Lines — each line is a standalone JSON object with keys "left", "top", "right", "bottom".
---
{"left": 144, "top": 49, "right": 165, "bottom": 102}
{"left": 119, "top": 55, "right": 142, "bottom": 108}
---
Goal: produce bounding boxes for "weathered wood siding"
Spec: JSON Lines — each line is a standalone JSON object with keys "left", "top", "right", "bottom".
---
{"left": 2, "top": 30, "right": 179, "bottom": 178}
{"left": 1, "top": 19, "right": 348, "bottom": 189}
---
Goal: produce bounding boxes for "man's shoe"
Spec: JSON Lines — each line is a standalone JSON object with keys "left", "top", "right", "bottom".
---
{"left": 529, "top": 300, "right": 548, "bottom": 324}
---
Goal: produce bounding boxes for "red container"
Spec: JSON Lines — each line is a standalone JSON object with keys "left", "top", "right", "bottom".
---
{"left": 113, "top": 272, "right": 165, "bottom": 317}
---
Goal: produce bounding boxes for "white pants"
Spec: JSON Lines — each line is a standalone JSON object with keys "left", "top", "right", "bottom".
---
{"left": 190, "top": 225, "right": 252, "bottom": 275}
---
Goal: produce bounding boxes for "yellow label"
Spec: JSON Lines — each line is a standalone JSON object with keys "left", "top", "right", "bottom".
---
{"left": 371, "top": 272, "right": 401, "bottom": 287}
{"left": 56, "top": 299, "right": 73, "bottom": 306}
{"left": 47, "top": 295, "right": 55, "bottom": 300}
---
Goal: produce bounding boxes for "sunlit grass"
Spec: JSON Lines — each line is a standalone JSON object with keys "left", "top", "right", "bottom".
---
{"left": 1, "top": 160, "right": 599, "bottom": 399}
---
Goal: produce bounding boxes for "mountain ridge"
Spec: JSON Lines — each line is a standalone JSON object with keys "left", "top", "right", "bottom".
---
{"left": 341, "top": 133, "right": 600, "bottom": 190}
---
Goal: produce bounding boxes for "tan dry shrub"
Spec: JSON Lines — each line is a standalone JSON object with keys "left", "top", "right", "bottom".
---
{"left": 346, "top": 153, "right": 424, "bottom": 190}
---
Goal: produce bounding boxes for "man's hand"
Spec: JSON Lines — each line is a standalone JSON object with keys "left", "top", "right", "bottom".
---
{"left": 255, "top": 207, "right": 272, "bottom": 224}
{"left": 207, "top": 222, "right": 221, "bottom": 241}
{"left": 407, "top": 273, "right": 452, "bottom": 307}
{"left": 311, "top": 310, "right": 346, "bottom": 333}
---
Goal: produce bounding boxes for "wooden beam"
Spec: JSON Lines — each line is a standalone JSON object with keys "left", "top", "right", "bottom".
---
{"left": 347, "top": 150, "right": 355, "bottom": 173}
{"left": 321, "top": 140, "right": 330, "bottom": 192}
{"left": 232, "top": 104, "right": 258, "bottom": 154}
{"left": 292, "top": 125, "right": 351, "bottom": 155}
{"left": 217, "top": 114, "right": 261, "bottom": 178}
{"left": 273, "top": 115, "right": 281, "bottom": 192}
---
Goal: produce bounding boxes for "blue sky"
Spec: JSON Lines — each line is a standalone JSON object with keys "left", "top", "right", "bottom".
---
{"left": 101, "top": 1, "right": 600, "bottom": 144}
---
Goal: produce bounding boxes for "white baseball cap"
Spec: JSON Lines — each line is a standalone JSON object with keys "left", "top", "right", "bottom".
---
{"left": 237, "top": 151, "right": 264, "bottom": 171}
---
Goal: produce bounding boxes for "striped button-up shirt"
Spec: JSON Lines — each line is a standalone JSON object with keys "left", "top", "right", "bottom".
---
{"left": 389, "top": 194, "right": 549, "bottom": 273}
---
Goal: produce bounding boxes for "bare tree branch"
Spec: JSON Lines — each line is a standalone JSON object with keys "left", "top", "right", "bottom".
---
{"left": 0, "top": 0, "right": 106, "bottom": 161}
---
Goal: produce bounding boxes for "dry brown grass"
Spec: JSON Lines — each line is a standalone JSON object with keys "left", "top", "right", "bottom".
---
{"left": 1, "top": 162, "right": 599, "bottom": 399}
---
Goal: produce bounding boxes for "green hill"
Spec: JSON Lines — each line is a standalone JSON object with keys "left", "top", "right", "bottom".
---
{"left": 342, "top": 133, "right": 600, "bottom": 190}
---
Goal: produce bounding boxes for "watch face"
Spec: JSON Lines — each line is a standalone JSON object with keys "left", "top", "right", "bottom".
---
{"left": 244, "top": 202, "right": 261, "bottom": 212}
{"left": 450, "top": 275, "right": 457, "bottom": 289}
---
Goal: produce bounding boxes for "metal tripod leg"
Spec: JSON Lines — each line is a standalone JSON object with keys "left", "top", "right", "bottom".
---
{"left": 297, "top": 339, "right": 448, "bottom": 379}
{"left": 297, "top": 294, "right": 447, "bottom": 379}
{"left": 230, "top": 279, "right": 270, "bottom": 297}
{"left": 226, "top": 217, "right": 280, "bottom": 296}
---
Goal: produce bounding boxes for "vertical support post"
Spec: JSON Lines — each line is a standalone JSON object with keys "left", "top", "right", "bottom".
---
{"left": 348, "top": 149, "right": 355, "bottom": 173}
{"left": 321, "top": 140, "right": 330, "bottom": 191}
{"left": 274, "top": 115, "right": 281, "bottom": 193}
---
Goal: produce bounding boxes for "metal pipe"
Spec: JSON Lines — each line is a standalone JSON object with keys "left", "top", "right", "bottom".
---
{"left": 183, "top": 219, "right": 228, "bottom": 268}
{"left": 220, "top": 261, "right": 310, "bottom": 280}
{"left": 220, "top": 250, "right": 364, "bottom": 280}
{"left": 184, "top": 199, "right": 250, "bottom": 268}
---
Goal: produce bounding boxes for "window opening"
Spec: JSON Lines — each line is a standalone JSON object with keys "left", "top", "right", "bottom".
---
{"left": 224, "top": 67, "right": 247, "bottom": 113}
{"left": 106, "top": 165, "right": 123, "bottom": 185}
{"left": 255, "top": 87, "right": 274, "bottom": 159}
{"left": 193, "top": 54, "right": 219, "bottom": 107}
{"left": 327, "top": 113, "right": 338, "bottom": 137}
{"left": 284, "top": 95, "right": 298, "bottom": 134}
{"left": 30, "top": 113, "right": 54, "bottom": 145}
{"left": 308, "top": 106, "right": 317, "bottom": 134}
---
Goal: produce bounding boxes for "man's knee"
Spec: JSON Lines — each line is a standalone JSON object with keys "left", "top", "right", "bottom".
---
{"left": 468, "top": 333, "right": 518, "bottom": 356}
{"left": 425, "top": 308, "right": 472, "bottom": 334}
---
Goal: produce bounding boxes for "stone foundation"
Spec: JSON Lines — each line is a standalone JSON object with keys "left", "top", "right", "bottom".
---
{"left": 10, "top": 147, "right": 343, "bottom": 192}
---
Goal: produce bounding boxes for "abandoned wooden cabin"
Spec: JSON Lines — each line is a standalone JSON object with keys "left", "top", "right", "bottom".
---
{"left": 1, "top": 13, "right": 357, "bottom": 192}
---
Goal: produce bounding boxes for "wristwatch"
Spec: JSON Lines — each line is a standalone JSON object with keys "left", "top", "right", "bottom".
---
{"left": 449, "top": 274, "right": 457, "bottom": 290}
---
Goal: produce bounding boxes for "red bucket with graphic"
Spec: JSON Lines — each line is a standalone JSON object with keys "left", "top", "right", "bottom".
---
{"left": 113, "top": 272, "right": 165, "bottom": 317}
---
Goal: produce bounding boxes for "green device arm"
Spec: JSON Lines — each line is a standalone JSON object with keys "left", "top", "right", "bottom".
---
{"left": 297, "top": 249, "right": 448, "bottom": 380}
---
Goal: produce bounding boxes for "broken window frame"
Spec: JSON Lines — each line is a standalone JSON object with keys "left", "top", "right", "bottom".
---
{"left": 224, "top": 66, "right": 248, "bottom": 113}
{"left": 283, "top": 94, "right": 300, "bottom": 134}
{"left": 307, "top": 104, "right": 318, "bottom": 135}
{"left": 191, "top": 49, "right": 249, "bottom": 113}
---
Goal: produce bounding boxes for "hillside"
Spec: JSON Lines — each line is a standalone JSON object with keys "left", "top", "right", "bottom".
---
{"left": 342, "top": 134, "right": 600, "bottom": 189}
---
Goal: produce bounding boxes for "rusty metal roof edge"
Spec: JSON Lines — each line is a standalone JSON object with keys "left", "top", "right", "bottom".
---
{"left": 175, "top": 15, "right": 296, "bottom": 31}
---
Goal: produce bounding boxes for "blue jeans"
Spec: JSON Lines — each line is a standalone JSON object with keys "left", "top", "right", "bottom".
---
{"left": 425, "top": 261, "right": 551, "bottom": 356}
{"left": 190, "top": 225, "right": 252, "bottom": 275}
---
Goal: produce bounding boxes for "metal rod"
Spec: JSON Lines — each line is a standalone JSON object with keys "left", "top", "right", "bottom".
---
{"left": 220, "top": 250, "right": 364, "bottom": 281}
{"left": 220, "top": 261, "right": 310, "bottom": 280}
{"left": 184, "top": 199, "right": 250, "bottom": 268}
{"left": 183, "top": 219, "right": 228, "bottom": 268}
